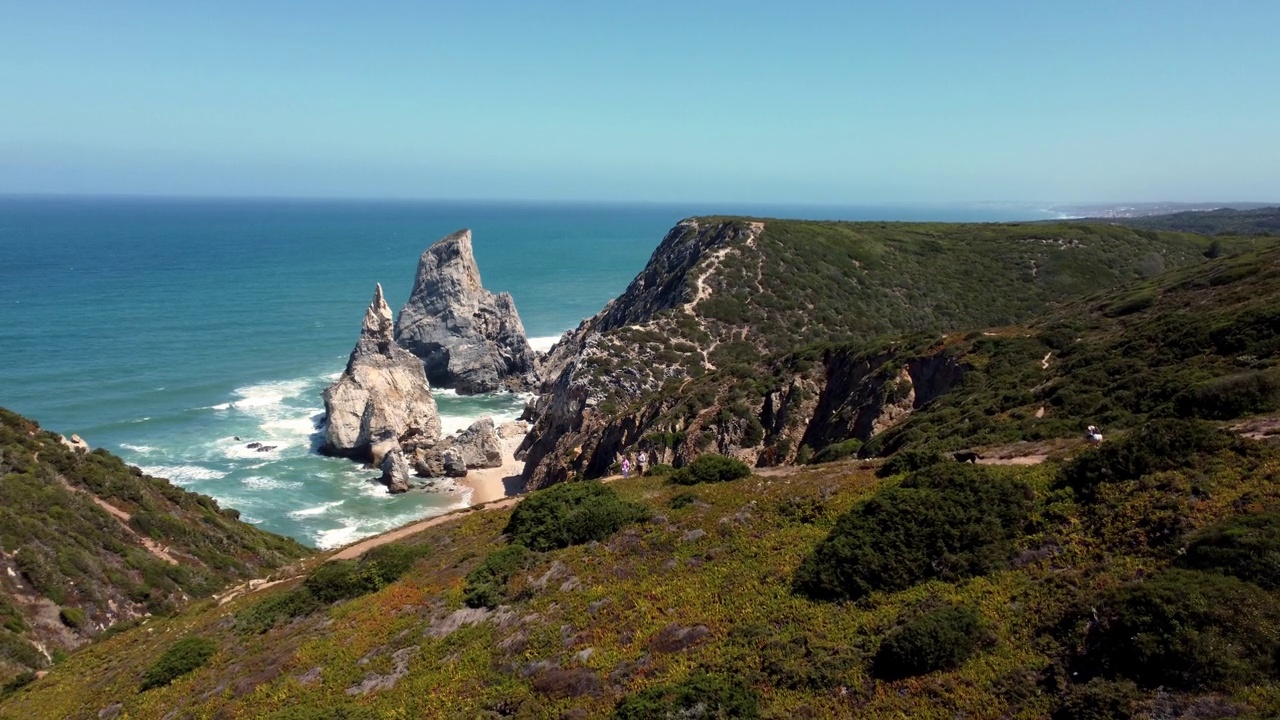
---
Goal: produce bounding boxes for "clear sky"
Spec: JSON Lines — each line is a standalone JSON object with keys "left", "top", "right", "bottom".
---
{"left": 1, "top": 1, "right": 1277, "bottom": 204}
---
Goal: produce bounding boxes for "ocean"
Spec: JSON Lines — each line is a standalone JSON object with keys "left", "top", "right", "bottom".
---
{"left": 0, "top": 197, "right": 1057, "bottom": 548}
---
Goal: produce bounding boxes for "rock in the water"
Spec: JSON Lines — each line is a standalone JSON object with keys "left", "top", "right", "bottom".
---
{"left": 321, "top": 284, "right": 442, "bottom": 461}
{"left": 395, "top": 229, "right": 536, "bottom": 394}
{"left": 451, "top": 418, "right": 504, "bottom": 469}
{"left": 379, "top": 447, "right": 411, "bottom": 494}
{"left": 442, "top": 448, "right": 468, "bottom": 477}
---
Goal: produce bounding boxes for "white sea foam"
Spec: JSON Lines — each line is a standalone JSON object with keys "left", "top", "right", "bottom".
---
{"left": 140, "top": 464, "right": 228, "bottom": 483}
{"left": 528, "top": 334, "right": 565, "bottom": 353}
{"left": 240, "top": 475, "right": 303, "bottom": 490}
{"left": 120, "top": 443, "right": 157, "bottom": 454}
{"left": 288, "top": 500, "right": 344, "bottom": 518}
{"left": 260, "top": 414, "right": 321, "bottom": 436}
{"left": 209, "top": 402, "right": 232, "bottom": 411}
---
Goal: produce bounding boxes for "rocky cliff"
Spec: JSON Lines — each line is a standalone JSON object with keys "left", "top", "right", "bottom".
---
{"left": 395, "top": 229, "right": 537, "bottom": 394}
{"left": 321, "top": 284, "right": 442, "bottom": 465}
{"left": 517, "top": 217, "right": 1238, "bottom": 487}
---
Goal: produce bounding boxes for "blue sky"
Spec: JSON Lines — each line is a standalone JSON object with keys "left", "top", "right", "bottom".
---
{"left": 1, "top": 1, "right": 1277, "bottom": 203}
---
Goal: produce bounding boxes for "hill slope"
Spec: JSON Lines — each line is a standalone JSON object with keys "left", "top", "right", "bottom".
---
{"left": 520, "top": 217, "right": 1256, "bottom": 485}
{"left": 1106, "top": 206, "right": 1280, "bottom": 236}
{"left": 0, "top": 409, "right": 311, "bottom": 685}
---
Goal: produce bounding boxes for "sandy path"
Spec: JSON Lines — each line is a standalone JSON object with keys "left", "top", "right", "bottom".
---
{"left": 330, "top": 497, "right": 523, "bottom": 561}
{"left": 57, "top": 476, "right": 180, "bottom": 565}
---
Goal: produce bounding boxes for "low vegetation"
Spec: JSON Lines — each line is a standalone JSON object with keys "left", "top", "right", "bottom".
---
{"left": 503, "top": 481, "right": 648, "bottom": 551}
{"left": 667, "top": 454, "right": 752, "bottom": 485}
{"left": 139, "top": 637, "right": 217, "bottom": 691}
{"left": 873, "top": 604, "right": 989, "bottom": 680}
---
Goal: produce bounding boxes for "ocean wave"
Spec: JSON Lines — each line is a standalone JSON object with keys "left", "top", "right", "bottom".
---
{"left": 288, "top": 500, "right": 345, "bottom": 519}
{"left": 311, "top": 500, "right": 470, "bottom": 550}
{"left": 119, "top": 443, "right": 157, "bottom": 454}
{"left": 528, "top": 334, "right": 565, "bottom": 353}
{"left": 240, "top": 475, "right": 304, "bottom": 490}
{"left": 140, "top": 464, "right": 228, "bottom": 483}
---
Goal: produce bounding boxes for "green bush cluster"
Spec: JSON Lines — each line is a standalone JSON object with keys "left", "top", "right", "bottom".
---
{"left": 668, "top": 491, "right": 699, "bottom": 509}
{"left": 1176, "top": 513, "right": 1280, "bottom": 588}
{"left": 504, "top": 482, "right": 648, "bottom": 551}
{"left": 236, "top": 544, "right": 429, "bottom": 634}
{"left": 0, "top": 633, "right": 44, "bottom": 670}
{"left": 139, "top": 636, "right": 217, "bottom": 691}
{"left": 1057, "top": 419, "right": 1241, "bottom": 498}
{"left": 463, "top": 545, "right": 533, "bottom": 609}
{"left": 1052, "top": 678, "right": 1139, "bottom": 720}
{"left": 874, "top": 605, "right": 989, "bottom": 680}
{"left": 1070, "top": 569, "right": 1280, "bottom": 691}
{"left": 614, "top": 671, "right": 759, "bottom": 719}
{"left": 875, "top": 448, "right": 944, "bottom": 477}
{"left": 57, "top": 607, "right": 85, "bottom": 629}
{"left": 668, "top": 454, "right": 752, "bottom": 485}
{"left": 1179, "top": 368, "right": 1280, "bottom": 420}
{"left": 794, "top": 464, "right": 1032, "bottom": 601}
{"left": 809, "top": 438, "right": 863, "bottom": 464}
{"left": 643, "top": 463, "right": 674, "bottom": 477}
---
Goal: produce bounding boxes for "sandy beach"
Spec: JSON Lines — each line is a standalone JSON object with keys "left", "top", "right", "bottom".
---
{"left": 460, "top": 433, "right": 527, "bottom": 504}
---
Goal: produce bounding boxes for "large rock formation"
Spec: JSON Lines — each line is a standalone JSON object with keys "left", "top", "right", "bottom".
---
{"left": 321, "top": 284, "right": 442, "bottom": 463}
{"left": 395, "top": 229, "right": 537, "bottom": 394}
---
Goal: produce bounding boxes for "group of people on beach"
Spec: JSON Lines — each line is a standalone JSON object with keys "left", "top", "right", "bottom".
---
{"left": 620, "top": 449, "right": 649, "bottom": 479}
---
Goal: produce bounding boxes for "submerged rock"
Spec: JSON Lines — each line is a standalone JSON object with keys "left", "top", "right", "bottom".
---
{"left": 395, "top": 229, "right": 537, "bottom": 394}
{"left": 321, "top": 284, "right": 442, "bottom": 462}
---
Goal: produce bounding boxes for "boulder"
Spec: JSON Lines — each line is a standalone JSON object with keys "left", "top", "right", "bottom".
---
{"left": 59, "top": 434, "right": 90, "bottom": 454}
{"left": 451, "top": 418, "right": 504, "bottom": 469}
{"left": 442, "top": 448, "right": 468, "bottom": 477}
{"left": 321, "top": 284, "right": 442, "bottom": 461}
{"left": 395, "top": 229, "right": 537, "bottom": 394}
{"left": 379, "top": 447, "right": 411, "bottom": 494}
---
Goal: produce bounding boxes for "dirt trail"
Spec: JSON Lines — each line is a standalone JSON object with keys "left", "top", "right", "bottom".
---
{"left": 57, "top": 477, "right": 180, "bottom": 565}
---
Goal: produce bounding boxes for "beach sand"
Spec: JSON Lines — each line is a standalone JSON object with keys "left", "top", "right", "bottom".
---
{"left": 460, "top": 434, "right": 527, "bottom": 504}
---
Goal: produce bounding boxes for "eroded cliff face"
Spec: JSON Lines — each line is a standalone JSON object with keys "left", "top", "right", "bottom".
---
{"left": 395, "top": 229, "right": 536, "bottom": 395}
{"left": 321, "top": 284, "right": 442, "bottom": 463}
{"left": 517, "top": 219, "right": 970, "bottom": 488}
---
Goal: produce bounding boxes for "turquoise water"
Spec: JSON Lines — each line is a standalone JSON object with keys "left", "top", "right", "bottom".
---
{"left": 0, "top": 197, "right": 1054, "bottom": 547}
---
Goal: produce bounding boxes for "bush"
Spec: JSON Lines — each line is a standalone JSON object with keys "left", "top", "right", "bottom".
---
{"left": 809, "top": 438, "right": 863, "bottom": 464}
{"left": 644, "top": 463, "right": 674, "bottom": 477}
{"left": 464, "top": 545, "right": 533, "bottom": 609}
{"left": 1179, "top": 368, "right": 1280, "bottom": 420}
{"left": 263, "top": 705, "right": 379, "bottom": 719}
{"left": 668, "top": 454, "right": 752, "bottom": 485}
{"left": 668, "top": 491, "right": 699, "bottom": 509}
{"left": 874, "top": 605, "right": 988, "bottom": 680}
{"left": 58, "top": 607, "right": 85, "bottom": 629}
{"left": 304, "top": 543, "right": 430, "bottom": 604}
{"left": 0, "top": 671, "right": 36, "bottom": 698}
{"left": 1071, "top": 569, "right": 1280, "bottom": 691}
{"left": 794, "top": 464, "right": 1032, "bottom": 601}
{"left": 1053, "top": 678, "right": 1139, "bottom": 720}
{"left": 756, "top": 633, "right": 858, "bottom": 690}
{"left": 1176, "top": 512, "right": 1280, "bottom": 589}
{"left": 614, "top": 671, "right": 759, "bottom": 719}
{"left": 0, "top": 632, "right": 45, "bottom": 669}
{"left": 876, "top": 448, "right": 944, "bottom": 477}
{"left": 1057, "top": 419, "right": 1239, "bottom": 499}
{"left": 504, "top": 482, "right": 648, "bottom": 551}
{"left": 234, "top": 589, "right": 321, "bottom": 635}
{"left": 140, "top": 636, "right": 217, "bottom": 691}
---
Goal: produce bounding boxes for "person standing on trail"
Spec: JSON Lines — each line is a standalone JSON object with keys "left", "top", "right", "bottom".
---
{"left": 621, "top": 456, "right": 632, "bottom": 479}
{"left": 637, "top": 450, "right": 648, "bottom": 475}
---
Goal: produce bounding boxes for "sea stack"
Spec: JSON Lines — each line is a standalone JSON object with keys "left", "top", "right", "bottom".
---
{"left": 395, "top": 229, "right": 537, "bottom": 394}
{"left": 321, "top": 284, "right": 442, "bottom": 464}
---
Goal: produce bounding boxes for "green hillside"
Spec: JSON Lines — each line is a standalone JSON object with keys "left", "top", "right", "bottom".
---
{"left": 5, "top": 423, "right": 1279, "bottom": 718}
{"left": 0, "top": 409, "right": 311, "bottom": 687}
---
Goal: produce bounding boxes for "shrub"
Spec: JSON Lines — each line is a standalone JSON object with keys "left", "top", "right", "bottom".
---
{"left": 668, "top": 491, "right": 698, "bottom": 509}
{"left": 874, "top": 605, "right": 989, "bottom": 680}
{"left": 1057, "top": 419, "right": 1239, "bottom": 499}
{"left": 668, "top": 454, "right": 752, "bottom": 485}
{"left": 58, "top": 607, "right": 85, "bottom": 629}
{"left": 304, "top": 543, "right": 430, "bottom": 604}
{"left": 263, "top": 705, "right": 379, "bottom": 719}
{"left": 140, "top": 636, "right": 217, "bottom": 691}
{"left": 875, "top": 448, "right": 944, "bottom": 477}
{"left": 234, "top": 589, "right": 321, "bottom": 635}
{"left": 756, "top": 633, "right": 858, "bottom": 690}
{"left": 809, "top": 438, "right": 863, "bottom": 464}
{"left": 1071, "top": 569, "right": 1280, "bottom": 691}
{"left": 644, "top": 463, "right": 674, "bottom": 477}
{"left": 0, "top": 671, "right": 36, "bottom": 698}
{"left": 0, "top": 632, "right": 45, "bottom": 669}
{"left": 776, "top": 495, "right": 825, "bottom": 524}
{"left": 504, "top": 482, "right": 648, "bottom": 551}
{"left": 1053, "top": 678, "right": 1139, "bottom": 720}
{"left": 614, "top": 671, "right": 759, "bottom": 719}
{"left": 794, "top": 464, "right": 1032, "bottom": 601}
{"left": 1176, "top": 512, "right": 1280, "bottom": 589}
{"left": 1178, "top": 368, "right": 1280, "bottom": 420}
{"left": 464, "top": 545, "right": 533, "bottom": 609}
